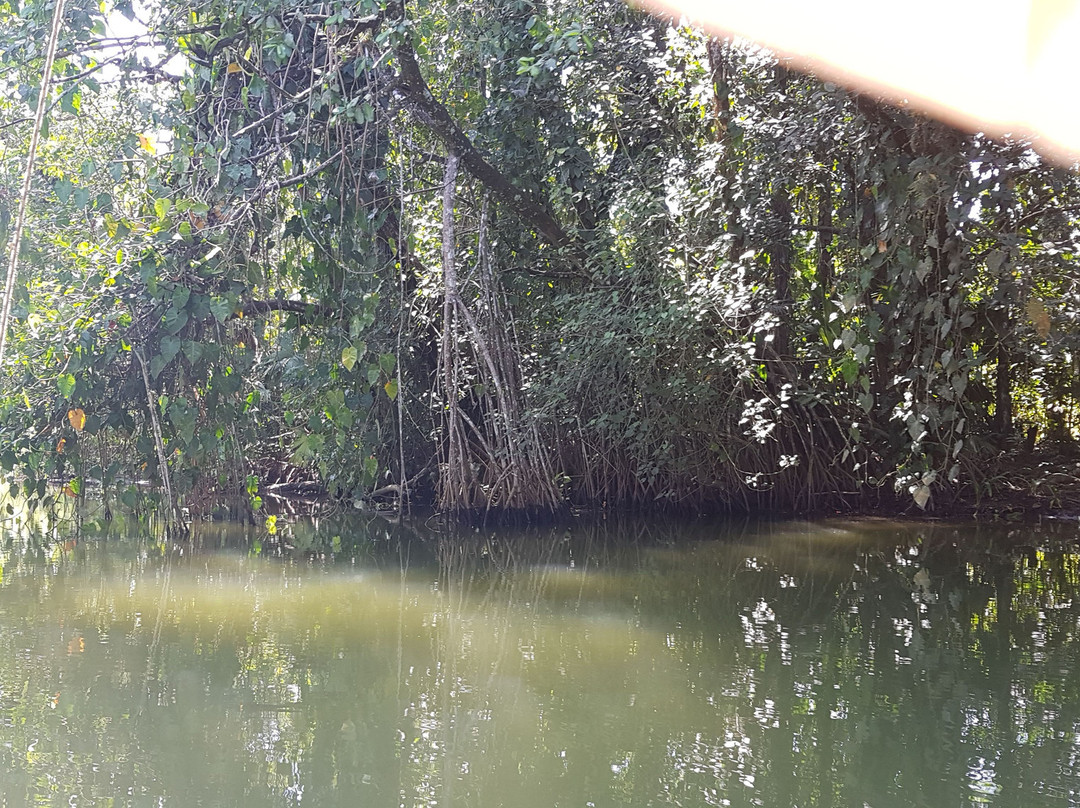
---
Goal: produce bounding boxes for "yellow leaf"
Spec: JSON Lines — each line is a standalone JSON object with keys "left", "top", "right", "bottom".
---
{"left": 67, "top": 408, "right": 86, "bottom": 432}
{"left": 226, "top": 62, "right": 243, "bottom": 74}
{"left": 138, "top": 134, "right": 156, "bottom": 154}
{"left": 56, "top": 438, "right": 66, "bottom": 454}
{"left": 62, "top": 484, "right": 77, "bottom": 498}
{"left": 1026, "top": 297, "right": 1051, "bottom": 338}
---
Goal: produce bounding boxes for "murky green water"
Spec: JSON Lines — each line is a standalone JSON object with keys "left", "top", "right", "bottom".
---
{"left": 1, "top": 515, "right": 1079, "bottom": 807}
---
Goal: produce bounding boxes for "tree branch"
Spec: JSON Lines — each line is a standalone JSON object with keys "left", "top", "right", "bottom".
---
{"left": 393, "top": 42, "right": 575, "bottom": 252}
{"left": 239, "top": 299, "right": 334, "bottom": 319}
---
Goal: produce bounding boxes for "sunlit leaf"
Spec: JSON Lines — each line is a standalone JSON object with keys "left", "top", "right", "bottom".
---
{"left": 67, "top": 408, "right": 86, "bottom": 432}
{"left": 1026, "top": 297, "right": 1051, "bottom": 338}
{"left": 138, "top": 134, "right": 156, "bottom": 154}
{"left": 341, "top": 346, "right": 357, "bottom": 371}
{"left": 912, "top": 484, "right": 931, "bottom": 510}
{"left": 57, "top": 373, "right": 76, "bottom": 398}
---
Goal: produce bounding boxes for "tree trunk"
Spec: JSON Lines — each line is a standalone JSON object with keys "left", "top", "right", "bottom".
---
{"left": 768, "top": 189, "right": 793, "bottom": 369}
{"left": 815, "top": 171, "right": 835, "bottom": 319}
{"left": 706, "top": 36, "right": 745, "bottom": 262}
{"left": 989, "top": 306, "right": 1013, "bottom": 439}
{"left": 436, "top": 164, "right": 561, "bottom": 517}
{"left": 437, "top": 153, "right": 471, "bottom": 512}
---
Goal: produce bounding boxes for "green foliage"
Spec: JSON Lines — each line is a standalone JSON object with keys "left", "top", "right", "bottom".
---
{"left": 1, "top": 0, "right": 1078, "bottom": 521}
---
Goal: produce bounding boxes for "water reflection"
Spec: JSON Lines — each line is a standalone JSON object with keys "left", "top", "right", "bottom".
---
{"left": 0, "top": 516, "right": 1078, "bottom": 806}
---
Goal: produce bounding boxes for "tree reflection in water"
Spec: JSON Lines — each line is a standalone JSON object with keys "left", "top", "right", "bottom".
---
{"left": 0, "top": 516, "right": 1077, "bottom": 807}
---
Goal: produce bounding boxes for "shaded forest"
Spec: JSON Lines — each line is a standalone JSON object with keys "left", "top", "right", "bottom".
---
{"left": 1, "top": 0, "right": 1078, "bottom": 527}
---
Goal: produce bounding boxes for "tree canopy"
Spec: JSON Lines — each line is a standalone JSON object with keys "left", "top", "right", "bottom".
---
{"left": 1, "top": 0, "right": 1078, "bottom": 527}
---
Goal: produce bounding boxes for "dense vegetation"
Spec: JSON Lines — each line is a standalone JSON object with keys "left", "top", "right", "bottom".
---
{"left": 1, "top": 0, "right": 1078, "bottom": 527}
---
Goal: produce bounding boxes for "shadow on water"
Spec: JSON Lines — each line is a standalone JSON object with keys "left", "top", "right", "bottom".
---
{"left": 0, "top": 512, "right": 1079, "bottom": 806}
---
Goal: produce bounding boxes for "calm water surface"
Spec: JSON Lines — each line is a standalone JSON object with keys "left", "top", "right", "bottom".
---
{"left": 1, "top": 515, "right": 1079, "bottom": 807}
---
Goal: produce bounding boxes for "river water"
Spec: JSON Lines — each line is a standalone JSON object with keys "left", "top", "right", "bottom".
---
{"left": 0, "top": 515, "right": 1078, "bottom": 807}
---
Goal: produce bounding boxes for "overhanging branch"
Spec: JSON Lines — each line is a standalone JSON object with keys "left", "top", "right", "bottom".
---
{"left": 239, "top": 299, "right": 334, "bottom": 320}
{"left": 393, "top": 43, "right": 576, "bottom": 253}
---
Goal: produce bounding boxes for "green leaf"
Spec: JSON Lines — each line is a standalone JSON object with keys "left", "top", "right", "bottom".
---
{"left": 291, "top": 432, "right": 326, "bottom": 462}
{"left": 341, "top": 346, "right": 358, "bottom": 371}
{"left": 209, "top": 296, "right": 233, "bottom": 323}
{"left": 159, "top": 332, "right": 179, "bottom": 360}
{"left": 154, "top": 198, "right": 173, "bottom": 219}
{"left": 168, "top": 398, "right": 196, "bottom": 445}
{"left": 54, "top": 178, "right": 73, "bottom": 204}
{"left": 182, "top": 340, "right": 203, "bottom": 362}
{"left": 384, "top": 378, "right": 398, "bottom": 401}
{"left": 56, "top": 373, "right": 76, "bottom": 398}
{"left": 172, "top": 285, "right": 191, "bottom": 310}
{"left": 325, "top": 389, "right": 345, "bottom": 414}
{"left": 163, "top": 307, "right": 189, "bottom": 335}
{"left": 378, "top": 352, "right": 396, "bottom": 376}
{"left": 840, "top": 359, "right": 859, "bottom": 386}
{"left": 362, "top": 455, "right": 378, "bottom": 485}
